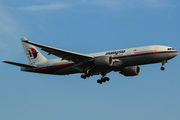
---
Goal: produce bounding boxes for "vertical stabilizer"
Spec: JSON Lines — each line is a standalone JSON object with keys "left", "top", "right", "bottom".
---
{"left": 21, "top": 38, "right": 47, "bottom": 65}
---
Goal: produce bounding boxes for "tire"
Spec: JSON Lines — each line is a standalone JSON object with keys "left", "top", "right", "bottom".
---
{"left": 160, "top": 67, "right": 165, "bottom": 71}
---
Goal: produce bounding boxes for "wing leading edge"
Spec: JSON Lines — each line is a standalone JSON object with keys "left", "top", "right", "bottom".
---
{"left": 3, "top": 61, "right": 37, "bottom": 68}
{"left": 21, "top": 38, "right": 94, "bottom": 63}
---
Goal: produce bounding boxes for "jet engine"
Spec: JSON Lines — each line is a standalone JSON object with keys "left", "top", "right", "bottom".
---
{"left": 120, "top": 66, "right": 140, "bottom": 76}
{"left": 94, "top": 56, "right": 113, "bottom": 67}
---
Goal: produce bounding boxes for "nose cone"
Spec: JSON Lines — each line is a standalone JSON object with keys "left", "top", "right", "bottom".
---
{"left": 175, "top": 51, "right": 178, "bottom": 57}
{"left": 174, "top": 50, "right": 178, "bottom": 56}
{"left": 168, "top": 50, "right": 178, "bottom": 59}
{"left": 175, "top": 51, "right": 178, "bottom": 56}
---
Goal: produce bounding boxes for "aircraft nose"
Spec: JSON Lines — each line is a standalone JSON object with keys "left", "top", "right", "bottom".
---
{"left": 170, "top": 50, "right": 178, "bottom": 58}
{"left": 167, "top": 51, "right": 178, "bottom": 59}
{"left": 175, "top": 51, "right": 178, "bottom": 56}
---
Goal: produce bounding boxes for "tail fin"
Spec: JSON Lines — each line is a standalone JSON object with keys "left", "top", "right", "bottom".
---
{"left": 21, "top": 38, "right": 47, "bottom": 65}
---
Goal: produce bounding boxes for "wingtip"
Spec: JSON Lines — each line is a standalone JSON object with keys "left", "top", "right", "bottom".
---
{"left": 2, "top": 61, "right": 13, "bottom": 64}
{"left": 2, "top": 61, "right": 8, "bottom": 63}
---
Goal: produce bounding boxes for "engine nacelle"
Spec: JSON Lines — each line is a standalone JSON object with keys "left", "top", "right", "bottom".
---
{"left": 120, "top": 66, "right": 140, "bottom": 76}
{"left": 94, "top": 56, "right": 113, "bottom": 67}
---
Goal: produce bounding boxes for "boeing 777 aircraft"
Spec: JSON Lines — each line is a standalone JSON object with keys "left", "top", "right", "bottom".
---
{"left": 3, "top": 38, "right": 178, "bottom": 84}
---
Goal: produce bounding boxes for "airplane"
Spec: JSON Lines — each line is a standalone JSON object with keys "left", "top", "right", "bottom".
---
{"left": 3, "top": 38, "right": 178, "bottom": 84}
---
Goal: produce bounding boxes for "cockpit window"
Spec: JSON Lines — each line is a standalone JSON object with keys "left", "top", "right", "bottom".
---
{"left": 168, "top": 48, "right": 174, "bottom": 50}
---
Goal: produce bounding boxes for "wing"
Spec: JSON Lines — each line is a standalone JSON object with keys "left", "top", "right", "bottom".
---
{"left": 3, "top": 61, "right": 37, "bottom": 68}
{"left": 22, "top": 39, "right": 94, "bottom": 63}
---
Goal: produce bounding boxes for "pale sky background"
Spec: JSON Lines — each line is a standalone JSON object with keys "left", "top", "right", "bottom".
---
{"left": 0, "top": 0, "right": 180, "bottom": 120}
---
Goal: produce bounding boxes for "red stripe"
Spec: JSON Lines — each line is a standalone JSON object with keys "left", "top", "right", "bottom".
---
{"left": 28, "top": 62, "right": 74, "bottom": 73}
{"left": 113, "top": 50, "right": 178, "bottom": 59}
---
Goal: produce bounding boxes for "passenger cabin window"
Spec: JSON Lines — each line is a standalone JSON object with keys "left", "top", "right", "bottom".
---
{"left": 168, "top": 48, "right": 174, "bottom": 50}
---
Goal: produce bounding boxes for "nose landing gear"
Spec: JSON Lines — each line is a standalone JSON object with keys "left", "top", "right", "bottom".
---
{"left": 160, "top": 67, "right": 165, "bottom": 71}
{"left": 160, "top": 60, "right": 167, "bottom": 71}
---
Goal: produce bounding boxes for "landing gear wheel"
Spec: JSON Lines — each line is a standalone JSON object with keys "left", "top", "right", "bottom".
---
{"left": 97, "top": 80, "right": 102, "bottom": 84}
{"left": 160, "top": 67, "right": 165, "bottom": 71}
{"left": 160, "top": 60, "right": 167, "bottom": 71}
{"left": 81, "top": 75, "right": 86, "bottom": 79}
{"left": 101, "top": 78, "right": 106, "bottom": 82}
{"left": 86, "top": 74, "right": 90, "bottom": 78}
{"left": 104, "top": 77, "right": 110, "bottom": 81}
{"left": 97, "top": 72, "right": 110, "bottom": 84}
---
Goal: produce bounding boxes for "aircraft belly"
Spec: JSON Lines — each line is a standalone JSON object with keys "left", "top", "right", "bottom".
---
{"left": 53, "top": 66, "right": 80, "bottom": 75}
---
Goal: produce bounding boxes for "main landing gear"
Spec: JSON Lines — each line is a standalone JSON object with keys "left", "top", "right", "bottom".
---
{"left": 81, "top": 72, "right": 110, "bottom": 84}
{"left": 97, "top": 77, "right": 110, "bottom": 84}
{"left": 81, "top": 73, "right": 91, "bottom": 79}
{"left": 97, "top": 72, "right": 110, "bottom": 84}
{"left": 160, "top": 60, "right": 167, "bottom": 71}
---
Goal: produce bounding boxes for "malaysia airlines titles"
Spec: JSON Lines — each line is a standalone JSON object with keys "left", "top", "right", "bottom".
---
{"left": 105, "top": 50, "right": 126, "bottom": 55}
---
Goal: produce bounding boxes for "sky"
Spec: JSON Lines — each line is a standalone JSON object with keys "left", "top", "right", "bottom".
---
{"left": 0, "top": 0, "right": 180, "bottom": 120}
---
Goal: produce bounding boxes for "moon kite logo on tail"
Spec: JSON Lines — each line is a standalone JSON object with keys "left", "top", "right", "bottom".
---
{"left": 27, "top": 48, "right": 38, "bottom": 59}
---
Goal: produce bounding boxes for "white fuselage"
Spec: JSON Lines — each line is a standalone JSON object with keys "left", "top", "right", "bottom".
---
{"left": 22, "top": 45, "right": 178, "bottom": 75}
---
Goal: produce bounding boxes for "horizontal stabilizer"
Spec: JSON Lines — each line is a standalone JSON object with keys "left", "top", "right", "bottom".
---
{"left": 3, "top": 61, "right": 37, "bottom": 68}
